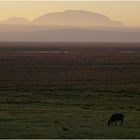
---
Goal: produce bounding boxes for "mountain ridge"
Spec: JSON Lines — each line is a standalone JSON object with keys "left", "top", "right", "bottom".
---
{"left": 33, "top": 10, "right": 124, "bottom": 27}
{"left": 0, "top": 10, "right": 124, "bottom": 27}
{"left": 2, "top": 17, "right": 31, "bottom": 25}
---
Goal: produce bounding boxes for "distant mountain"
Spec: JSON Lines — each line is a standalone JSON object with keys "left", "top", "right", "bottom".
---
{"left": 33, "top": 10, "right": 124, "bottom": 27}
{"left": 0, "top": 10, "right": 124, "bottom": 27}
{"left": 0, "top": 29, "right": 140, "bottom": 42}
{"left": 0, "top": 10, "right": 139, "bottom": 42}
{"left": 2, "top": 17, "right": 31, "bottom": 25}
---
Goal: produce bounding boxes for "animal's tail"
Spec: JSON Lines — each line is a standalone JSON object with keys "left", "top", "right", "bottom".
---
{"left": 108, "top": 119, "right": 111, "bottom": 126}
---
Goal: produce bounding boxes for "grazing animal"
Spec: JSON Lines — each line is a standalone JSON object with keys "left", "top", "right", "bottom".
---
{"left": 108, "top": 113, "right": 124, "bottom": 126}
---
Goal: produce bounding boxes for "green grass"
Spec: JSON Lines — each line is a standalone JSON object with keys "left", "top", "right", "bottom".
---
{"left": 0, "top": 83, "right": 139, "bottom": 139}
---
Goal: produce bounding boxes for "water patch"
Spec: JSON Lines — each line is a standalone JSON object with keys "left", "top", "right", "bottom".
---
{"left": 24, "top": 51, "right": 69, "bottom": 54}
{"left": 119, "top": 51, "right": 140, "bottom": 54}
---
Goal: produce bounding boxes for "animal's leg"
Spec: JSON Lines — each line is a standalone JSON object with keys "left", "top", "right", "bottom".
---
{"left": 120, "top": 119, "right": 123, "bottom": 126}
{"left": 108, "top": 119, "right": 111, "bottom": 126}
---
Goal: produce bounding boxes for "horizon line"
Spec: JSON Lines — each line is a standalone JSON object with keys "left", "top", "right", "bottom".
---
{"left": 0, "top": 0, "right": 140, "bottom": 1}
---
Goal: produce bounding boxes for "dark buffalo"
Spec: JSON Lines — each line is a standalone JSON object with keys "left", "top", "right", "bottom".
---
{"left": 108, "top": 113, "right": 124, "bottom": 126}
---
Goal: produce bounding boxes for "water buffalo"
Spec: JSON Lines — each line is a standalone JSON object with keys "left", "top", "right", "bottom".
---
{"left": 108, "top": 113, "right": 124, "bottom": 126}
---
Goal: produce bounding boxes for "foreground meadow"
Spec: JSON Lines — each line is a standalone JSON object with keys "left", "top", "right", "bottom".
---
{"left": 0, "top": 42, "right": 139, "bottom": 138}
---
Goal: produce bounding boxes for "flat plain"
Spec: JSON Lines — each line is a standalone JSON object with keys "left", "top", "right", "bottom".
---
{"left": 0, "top": 42, "right": 139, "bottom": 138}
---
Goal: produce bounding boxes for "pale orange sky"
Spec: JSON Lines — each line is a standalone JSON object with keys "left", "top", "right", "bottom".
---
{"left": 0, "top": 1, "right": 140, "bottom": 26}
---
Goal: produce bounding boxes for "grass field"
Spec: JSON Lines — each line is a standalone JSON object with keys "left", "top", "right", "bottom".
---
{"left": 0, "top": 42, "right": 139, "bottom": 138}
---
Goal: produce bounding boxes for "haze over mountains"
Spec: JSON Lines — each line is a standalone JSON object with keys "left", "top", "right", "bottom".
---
{"left": 2, "top": 17, "right": 30, "bottom": 25}
{"left": 33, "top": 10, "right": 124, "bottom": 27}
{"left": 1, "top": 10, "right": 124, "bottom": 27}
{"left": 0, "top": 10, "right": 140, "bottom": 42}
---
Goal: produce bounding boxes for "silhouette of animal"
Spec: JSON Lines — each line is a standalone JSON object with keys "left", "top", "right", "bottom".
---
{"left": 108, "top": 113, "right": 124, "bottom": 126}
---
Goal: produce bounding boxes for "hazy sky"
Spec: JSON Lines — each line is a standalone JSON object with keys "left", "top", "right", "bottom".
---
{"left": 0, "top": 1, "right": 140, "bottom": 26}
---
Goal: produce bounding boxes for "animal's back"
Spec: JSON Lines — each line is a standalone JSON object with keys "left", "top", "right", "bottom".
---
{"left": 111, "top": 113, "right": 124, "bottom": 120}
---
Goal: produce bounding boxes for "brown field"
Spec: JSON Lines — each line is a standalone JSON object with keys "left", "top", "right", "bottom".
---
{"left": 0, "top": 42, "right": 140, "bottom": 138}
